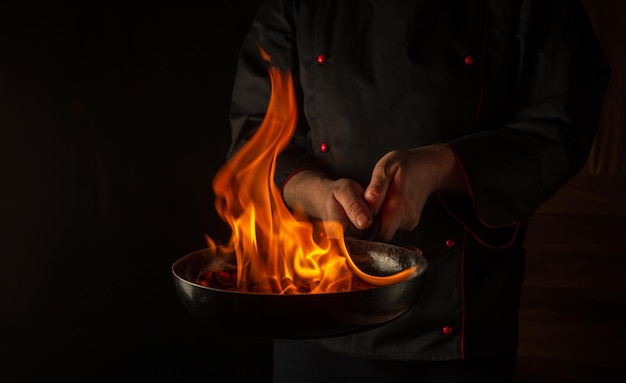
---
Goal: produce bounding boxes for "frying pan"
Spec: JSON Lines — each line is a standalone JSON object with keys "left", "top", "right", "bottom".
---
{"left": 171, "top": 238, "right": 428, "bottom": 339}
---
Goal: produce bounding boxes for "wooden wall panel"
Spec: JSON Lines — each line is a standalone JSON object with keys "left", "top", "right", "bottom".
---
{"left": 517, "top": 4, "right": 626, "bottom": 381}
{"left": 538, "top": 1, "right": 626, "bottom": 216}
{"left": 580, "top": 0, "right": 626, "bottom": 177}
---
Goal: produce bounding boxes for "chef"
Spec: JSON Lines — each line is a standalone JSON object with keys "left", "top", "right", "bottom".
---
{"left": 227, "top": 0, "right": 610, "bottom": 381}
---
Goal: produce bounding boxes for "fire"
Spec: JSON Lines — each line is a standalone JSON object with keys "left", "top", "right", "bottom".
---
{"left": 205, "top": 47, "right": 416, "bottom": 294}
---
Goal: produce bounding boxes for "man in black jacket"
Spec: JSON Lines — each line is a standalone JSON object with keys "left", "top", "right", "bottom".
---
{"left": 227, "top": 0, "right": 610, "bottom": 381}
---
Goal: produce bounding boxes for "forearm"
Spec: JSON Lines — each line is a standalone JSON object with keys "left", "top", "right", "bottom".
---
{"left": 282, "top": 169, "right": 334, "bottom": 218}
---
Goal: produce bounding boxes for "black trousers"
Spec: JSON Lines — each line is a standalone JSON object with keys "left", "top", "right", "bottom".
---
{"left": 274, "top": 340, "right": 516, "bottom": 383}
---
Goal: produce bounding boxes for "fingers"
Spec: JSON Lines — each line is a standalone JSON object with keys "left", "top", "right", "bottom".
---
{"left": 363, "top": 154, "right": 394, "bottom": 215}
{"left": 332, "top": 181, "right": 372, "bottom": 230}
{"left": 377, "top": 207, "right": 399, "bottom": 242}
{"left": 365, "top": 152, "right": 400, "bottom": 241}
{"left": 364, "top": 150, "right": 428, "bottom": 242}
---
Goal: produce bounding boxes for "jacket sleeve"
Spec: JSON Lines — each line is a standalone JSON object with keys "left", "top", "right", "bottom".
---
{"left": 445, "top": 0, "right": 610, "bottom": 228}
{"left": 228, "top": 0, "right": 318, "bottom": 188}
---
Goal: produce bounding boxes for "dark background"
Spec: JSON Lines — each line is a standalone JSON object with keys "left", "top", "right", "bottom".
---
{"left": 0, "top": 1, "right": 271, "bottom": 381}
{"left": 2, "top": 1, "right": 625, "bottom": 382}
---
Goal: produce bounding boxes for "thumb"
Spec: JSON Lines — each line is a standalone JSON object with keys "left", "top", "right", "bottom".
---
{"left": 364, "top": 162, "right": 393, "bottom": 214}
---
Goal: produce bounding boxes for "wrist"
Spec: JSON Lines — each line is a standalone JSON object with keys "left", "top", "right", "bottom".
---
{"left": 282, "top": 169, "right": 331, "bottom": 215}
{"left": 433, "top": 144, "right": 468, "bottom": 193}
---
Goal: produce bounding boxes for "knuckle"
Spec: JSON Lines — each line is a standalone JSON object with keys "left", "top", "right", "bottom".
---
{"left": 346, "top": 198, "right": 364, "bottom": 215}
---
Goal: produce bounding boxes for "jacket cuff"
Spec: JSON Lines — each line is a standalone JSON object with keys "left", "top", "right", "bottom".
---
{"left": 436, "top": 147, "right": 522, "bottom": 249}
{"left": 279, "top": 166, "right": 316, "bottom": 194}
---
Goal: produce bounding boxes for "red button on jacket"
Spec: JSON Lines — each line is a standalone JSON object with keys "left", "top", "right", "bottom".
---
{"left": 445, "top": 238, "right": 455, "bottom": 248}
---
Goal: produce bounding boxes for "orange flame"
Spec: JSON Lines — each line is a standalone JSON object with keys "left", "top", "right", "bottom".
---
{"left": 206, "top": 47, "right": 414, "bottom": 294}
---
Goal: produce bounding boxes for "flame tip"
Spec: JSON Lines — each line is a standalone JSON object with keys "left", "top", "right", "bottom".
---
{"left": 209, "top": 58, "right": 412, "bottom": 294}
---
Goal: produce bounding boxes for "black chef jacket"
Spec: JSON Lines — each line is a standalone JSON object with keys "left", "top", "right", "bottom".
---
{"left": 228, "top": 0, "right": 610, "bottom": 361}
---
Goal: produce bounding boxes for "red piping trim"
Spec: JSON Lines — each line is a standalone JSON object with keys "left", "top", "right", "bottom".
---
{"left": 279, "top": 166, "right": 315, "bottom": 193}
{"left": 436, "top": 191, "right": 521, "bottom": 250}
{"left": 473, "top": 0, "right": 490, "bottom": 130}
{"left": 441, "top": 147, "right": 520, "bottom": 227}
{"left": 440, "top": 1, "right": 521, "bottom": 250}
{"left": 460, "top": 228, "right": 467, "bottom": 359}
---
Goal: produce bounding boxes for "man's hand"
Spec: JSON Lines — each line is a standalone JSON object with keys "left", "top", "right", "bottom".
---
{"left": 281, "top": 170, "right": 373, "bottom": 238}
{"left": 364, "top": 144, "right": 467, "bottom": 241}
{"left": 281, "top": 145, "right": 466, "bottom": 242}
